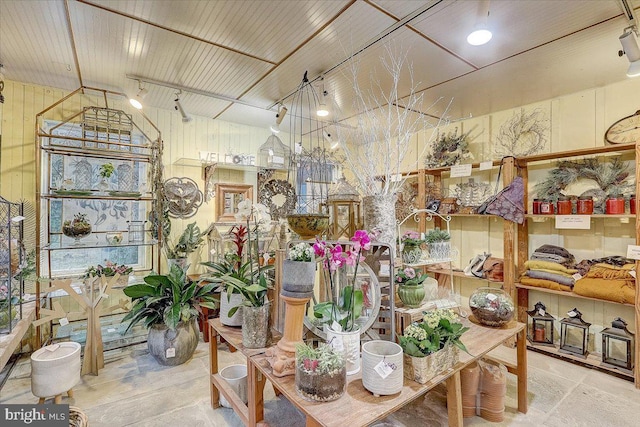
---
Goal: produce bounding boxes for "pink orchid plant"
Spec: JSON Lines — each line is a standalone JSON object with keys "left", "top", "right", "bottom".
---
{"left": 312, "top": 229, "right": 373, "bottom": 332}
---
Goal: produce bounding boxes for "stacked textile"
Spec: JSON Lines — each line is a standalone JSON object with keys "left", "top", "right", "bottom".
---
{"left": 520, "top": 245, "right": 577, "bottom": 291}
{"left": 574, "top": 261, "right": 636, "bottom": 304}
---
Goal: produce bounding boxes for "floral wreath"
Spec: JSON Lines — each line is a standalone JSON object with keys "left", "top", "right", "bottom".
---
{"left": 424, "top": 128, "right": 473, "bottom": 168}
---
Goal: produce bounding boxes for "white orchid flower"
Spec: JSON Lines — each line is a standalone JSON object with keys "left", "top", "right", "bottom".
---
{"left": 234, "top": 199, "right": 253, "bottom": 221}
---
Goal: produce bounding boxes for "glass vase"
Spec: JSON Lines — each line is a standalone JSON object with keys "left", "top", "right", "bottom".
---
{"left": 469, "top": 287, "right": 515, "bottom": 327}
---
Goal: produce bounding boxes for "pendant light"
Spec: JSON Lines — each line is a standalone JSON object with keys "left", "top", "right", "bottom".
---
{"left": 467, "top": 0, "right": 492, "bottom": 46}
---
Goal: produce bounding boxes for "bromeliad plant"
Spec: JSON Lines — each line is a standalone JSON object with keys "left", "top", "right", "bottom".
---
{"left": 201, "top": 200, "right": 274, "bottom": 316}
{"left": 122, "top": 264, "right": 218, "bottom": 331}
{"left": 165, "top": 221, "right": 205, "bottom": 260}
{"left": 311, "top": 230, "right": 372, "bottom": 332}
{"left": 399, "top": 308, "right": 469, "bottom": 357}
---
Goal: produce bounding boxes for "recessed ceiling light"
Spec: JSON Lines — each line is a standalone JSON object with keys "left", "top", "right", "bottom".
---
{"left": 467, "top": 28, "right": 493, "bottom": 46}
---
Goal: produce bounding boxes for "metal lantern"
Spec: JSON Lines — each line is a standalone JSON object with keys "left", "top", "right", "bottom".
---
{"left": 559, "top": 308, "right": 591, "bottom": 356}
{"left": 258, "top": 134, "right": 290, "bottom": 170}
{"left": 327, "top": 176, "right": 361, "bottom": 240}
{"left": 526, "top": 301, "right": 555, "bottom": 346}
{"left": 601, "top": 317, "right": 635, "bottom": 371}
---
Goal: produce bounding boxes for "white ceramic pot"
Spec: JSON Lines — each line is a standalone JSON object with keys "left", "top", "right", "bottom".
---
{"left": 219, "top": 364, "right": 248, "bottom": 408}
{"left": 326, "top": 326, "right": 361, "bottom": 375}
{"left": 362, "top": 340, "right": 404, "bottom": 396}
{"left": 31, "top": 342, "right": 81, "bottom": 398}
{"left": 219, "top": 290, "right": 243, "bottom": 326}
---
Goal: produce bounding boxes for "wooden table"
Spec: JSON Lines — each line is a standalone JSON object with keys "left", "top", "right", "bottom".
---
{"left": 209, "top": 318, "right": 527, "bottom": 427}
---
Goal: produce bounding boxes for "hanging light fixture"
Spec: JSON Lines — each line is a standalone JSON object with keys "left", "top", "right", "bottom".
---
{"left": 619, "top": 27, "right": 640, "bottom": 77}
{"left": 174, "top": 91, "right": 192, "bottom": 123}
{"left": 467, "top": 0, "right": 492, "bottom": 46}
{"left": 316, "top": 79, "right": 329, "bottom": 117}
{"left": 129, "top": 80, "right": 148, "bottom": 110}
{"left": 270, "top": 105, "right": 288, "bottom": 133}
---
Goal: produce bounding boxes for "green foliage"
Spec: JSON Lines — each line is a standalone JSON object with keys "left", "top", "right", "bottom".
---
{"left": 295, "top": 342, "right": 344, "bottom": 374}
{"left": 165, "top": 222, "right": 204, "bottom": 259}
{"left": 200, "top": 253, "right": 273, "bottom": 313}
{"left": 399, "top": 315, "right": 469, "bottom": 357}
{"left": 424, "top": 227, "right": 450, "bottom": 243}
{"left": 99, "top": 163, "right": 115, "bottom": 178}
{"left": 122, "top": 264, "right": 217, "bottom": 332}
{"left": 312, "top": 283, "right": 363, "bottom": 331}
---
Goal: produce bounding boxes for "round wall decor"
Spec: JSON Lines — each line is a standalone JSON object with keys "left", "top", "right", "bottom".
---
{"left": 259, "top": 179, "right": 296, "bottom": 221}
{"left": 164, "top": 177, "right": 203, "bottom": 218}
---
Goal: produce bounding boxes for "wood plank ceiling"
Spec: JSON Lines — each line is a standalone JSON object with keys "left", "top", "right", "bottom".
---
{"left": 0, "top": 0, "right": 636, "bottom": 132}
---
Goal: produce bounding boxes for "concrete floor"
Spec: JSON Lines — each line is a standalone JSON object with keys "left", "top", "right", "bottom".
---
{"left": 1, "top": 340, "right": 639, "bottom": 427}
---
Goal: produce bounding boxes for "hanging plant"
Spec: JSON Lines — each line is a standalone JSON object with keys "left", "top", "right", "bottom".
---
{"left": 424, "top": 128, "right": 473, "bottom": 168}
{"left": 533, "top": 157, "right": 633, "bottom": 213}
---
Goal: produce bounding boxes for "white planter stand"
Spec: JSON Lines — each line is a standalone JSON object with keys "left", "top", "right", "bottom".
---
{"left": 31, "top": 342, "right": 81, "bottom": 404}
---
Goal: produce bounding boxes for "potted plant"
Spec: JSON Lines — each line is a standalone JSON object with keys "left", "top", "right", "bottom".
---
{"left": 395, "top": 267, "right": 430, "bottom": 308}
{"left": 282, "top": 242, "right": 316, "bottom": 295}
{"left": 400, "top": 231, "right": 424, "bottom": 264}
{"left": 122, "top": 264, "right": 217, "bottom": 366}
{"left": 98, "top": 163, "right": 115, "bottom": 192}
{"left": 295, "top": 342, "right": 346, "bottom": 402}
{"left": 400, "top": 308, "right": 469, "bottom": 384}
{"left": 165, "top": 221, "right": 204, "bottom": 271}
{"left": 311, "top": 229, "right": 372, "bottom": 375}
{"left": 424, "top": 227, "right": 451, "bottom": 261}
{"left": 85, "top": 260, "right": 133, "bottom": 286}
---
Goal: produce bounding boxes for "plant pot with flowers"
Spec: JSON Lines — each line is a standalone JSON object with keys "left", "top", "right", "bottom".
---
{"left": 400, "top": 231, "right": 424, "bottom": 264}
{"left": 295, "top": 342, "right": 346, "bottom": 402}
{"left": 122, "top": 264, "right": 218, "bottom": 366}
{"left": 85, "top": 261, "right": 133, "bottom": 287}
{"left": 395, "top": 267, "right": 430, "bottom": 308}
{"left": 424, "top": 227, "right": 451, "bottom": 261}
{"left": 282, "top": 242, "right": 316, "bottom": 295}
{"left": 311, "top": 230, "right": 373, "bottom": 375}
{"left": 400, "top": 308, "right": 469, "bottom": 384}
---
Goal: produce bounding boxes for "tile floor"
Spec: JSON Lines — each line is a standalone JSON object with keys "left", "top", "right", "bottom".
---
{"left": 1, "top": 340, "right": 639, "bottom": 427}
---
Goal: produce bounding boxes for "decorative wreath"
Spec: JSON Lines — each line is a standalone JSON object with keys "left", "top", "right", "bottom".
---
{"left": 533, "top": 157, "right": 633, "bottom": 213}
{"left": 424, "top": 128, "right": 473, "bottom": 168}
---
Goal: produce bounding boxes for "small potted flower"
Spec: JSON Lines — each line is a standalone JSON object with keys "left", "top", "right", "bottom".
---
{"left": 400, "top": 308, "right": 469, "bottom": 384}
{"left": 400, "top": 231, "right": 424, "bottom": 264}
{"left": 395, "top": 267, "right": 430, "bottom": 308}
{"left": 98, "top": 163, "right": 115, "bottom": 192}
{"left": 424, "top": 227, "right": 451, "bottom": 261}
{"left": 282, "top": 242, "right": 316, "bottom": 295}
{"left": 85, "top": 261, "right": 133, "bottom": 286}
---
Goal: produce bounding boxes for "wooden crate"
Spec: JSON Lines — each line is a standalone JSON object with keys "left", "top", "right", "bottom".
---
{"left": 394, "top": 301, "right": 437, "bottom": 336}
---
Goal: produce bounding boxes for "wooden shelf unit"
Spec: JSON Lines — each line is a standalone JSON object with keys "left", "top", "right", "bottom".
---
{"left": 515, "top": 143, "right": 640, "bottom": 388}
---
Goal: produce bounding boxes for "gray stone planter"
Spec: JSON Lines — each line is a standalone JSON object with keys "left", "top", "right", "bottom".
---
{"left": 282, "top": 260, "right": 316, "bottom": 293}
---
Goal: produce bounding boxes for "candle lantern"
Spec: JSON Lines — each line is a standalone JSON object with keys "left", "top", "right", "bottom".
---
{"left": 559, "top": 308, "right": 590, "bottom": 357}
{"left": 526, "top": 301, "right": 555, "bottom": 346}
{"left": 326, "top": 177, "right": 361, "bottom": 240}
{"left": 601, "top": 317, "right": 635, "bottom": 371}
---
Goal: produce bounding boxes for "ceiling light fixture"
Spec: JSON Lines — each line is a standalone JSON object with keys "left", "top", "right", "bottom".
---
{"left": 129, "top": 80, "right": 147, "bottom": 109}
{"left": 619, "top": 27, "right": 640, "bottom": 77}
{"left": 467, "top": 0, "right": 492, "bottom": 46}
{"left": 270, "top": 105, "right": 287, "bottom": 133}
{"left": 174, "top": 91, "right": 193, "bottom": 123}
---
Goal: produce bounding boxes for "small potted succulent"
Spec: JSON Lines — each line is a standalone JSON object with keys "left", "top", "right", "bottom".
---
{"left": 295, "top": 342, "right": 346, "bottom": 402}
{"left": 424, "top": 227, "right": 451, "bottom": 261}
{"left": 62, "top": 213, "right": 92, "bottom": 243}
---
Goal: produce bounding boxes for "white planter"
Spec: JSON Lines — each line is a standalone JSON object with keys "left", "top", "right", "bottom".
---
{"left": 31, "top": 342, "right": 81, "bottom": 398}
{"left": 220, "top": 290, "right": 243, "bottom": 326}
{"left": 219, "top": 364, "right": 248, "bottom": 408}
{"left": 326, "top": 326, "right": 361, "bottom": 375}
{"left": 422, "top": 277, "right": 439, "bottom": 304}
{"left": 362, "top": 340, "right": 404, "bottom": 396}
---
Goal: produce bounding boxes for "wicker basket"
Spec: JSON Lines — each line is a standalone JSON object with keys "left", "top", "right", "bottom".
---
{"left": 69, "top": 406, "right": 88, "bottom": 427}
{"left": 403, "top": 343, "right": 458, "bottom": 384}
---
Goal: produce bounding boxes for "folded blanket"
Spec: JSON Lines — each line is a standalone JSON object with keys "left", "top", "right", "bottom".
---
{"left": 585, "top": 263, "right": 635, "bottom": 280}
{"left": 525, "top": 270, "right": 575, "bottom": 286}
{"left": 534, "top": 244, "right": 575, "bottom": 260}
{"left": 527, "top": 268, "right": 575, "bottom": 278}
{"left": 524, "top": 260, "right": 578, "bottom": 275}
{"left": 519, "top": 276, "right": 572, "bottom": 292}
{"left": 530, "top": 252, "right": 573, "bottom": 265}
{"left": 573, "top": 278, "right": 635, "bottom": 305}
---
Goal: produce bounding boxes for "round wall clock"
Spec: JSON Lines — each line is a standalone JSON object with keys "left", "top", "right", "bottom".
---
{"left": 605, "top": 110, "right": 640, "bottom": 144}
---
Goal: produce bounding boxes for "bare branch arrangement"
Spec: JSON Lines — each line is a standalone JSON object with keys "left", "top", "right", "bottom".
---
{"left": 334, "top": 42, "right": 451, "bottom": 196}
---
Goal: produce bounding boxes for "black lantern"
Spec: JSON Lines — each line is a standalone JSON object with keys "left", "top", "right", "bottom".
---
{"left": 601, "top": 317, "right": 635, "bottom": 371}
{"left": 526, "top": 301, "right": 555, "bottom": 346}
{"left": 559, "top": 308, "right": 591, "bottom": 357}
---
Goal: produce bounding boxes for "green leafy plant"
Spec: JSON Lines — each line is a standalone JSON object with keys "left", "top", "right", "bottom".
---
{"left": 295, "top": 342, "right": 344, "bottom": 374}
{"left": 99, "top": 163, "right": 115, "bottom": 178}
{"left": 395, "top": 267, "right": 429, "bottom": 286}
{"left": 85, "top": 261, "right": 132, "bottom": 278}
{"left": 165, "top": 222, "right": 204, "bottom": 259}
{"left": 424, "top": 227, "right": 450, "bottom": 244}
{"left": 399, "top": 309, "right": 469, "bottom": 357}
{"left": 122, "top": 264, "right": 217, "bottom": 331}
{"left": 200, "top": 224, "right": 273, "bottom": 316}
